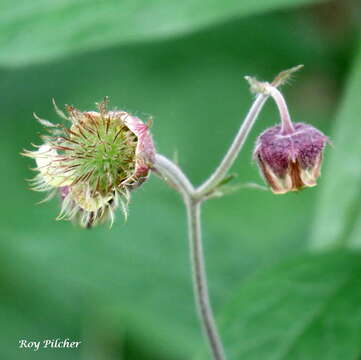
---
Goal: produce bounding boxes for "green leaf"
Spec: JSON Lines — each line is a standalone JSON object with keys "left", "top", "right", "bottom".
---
{"left": 197, "top": 251, "right": 361, "bottom": 360}
{"left": 310, "top": 40, "right": 361, "bottom": 250}
{"left": 0, "top": 0, "right": 324, "bottom": 66}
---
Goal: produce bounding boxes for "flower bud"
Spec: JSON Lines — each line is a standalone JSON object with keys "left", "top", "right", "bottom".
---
{"left": 23, "top": 99, "right": 155, "bottom": 227}
{"left": 253, "top": 123, "right": 327, "bottom": 194}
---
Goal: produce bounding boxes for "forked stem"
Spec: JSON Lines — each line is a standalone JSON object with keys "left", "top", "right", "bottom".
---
{"left": 153, "top": 66, "right": 302, "bottom": 360}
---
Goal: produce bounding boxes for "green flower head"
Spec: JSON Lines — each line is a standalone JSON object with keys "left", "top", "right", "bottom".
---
{"left": 23, "top": 99, "right": 155, "bottom": 228}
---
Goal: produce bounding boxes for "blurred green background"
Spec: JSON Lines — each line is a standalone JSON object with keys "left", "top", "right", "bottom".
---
{"left": 1, "top": 0, "right": 361, "bottom": 359}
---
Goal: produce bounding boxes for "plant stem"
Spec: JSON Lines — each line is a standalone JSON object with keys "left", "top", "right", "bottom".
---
{"left": 153, "top": 66, "right": 302, "bottom": 360}
{"left": 153, "top": 157, "right": 226, "bottom": 360}
{"left": 186, "top": 199, "right": 226, "bottom": 360}
{"left": 153, "top": 154, "right": 194, "bottom": 199}
{"left": 267, "top": 86, "right": 294, "bottom": 135}
{"left": 153, "top": 93, "right": 270, "bottom": 360}
{"left": 195, "top": 93, "right": 268, "bottom": 198}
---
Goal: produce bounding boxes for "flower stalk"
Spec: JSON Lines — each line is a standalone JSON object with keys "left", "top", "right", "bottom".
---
{"left": 267, "top": 86, "right": 295, "bottom": 135}
{"left": 195, "top": 93, "right": 268, "bottom": 199}
{"left": 187, "top": 199, "right": 226, "bottom": 360}
{"left": 153, "top": 66, "right": 306, "bottom": 360}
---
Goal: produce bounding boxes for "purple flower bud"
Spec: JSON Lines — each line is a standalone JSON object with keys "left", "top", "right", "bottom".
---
{"left": 253, "top": 123, "right": 327, "bottom": 194}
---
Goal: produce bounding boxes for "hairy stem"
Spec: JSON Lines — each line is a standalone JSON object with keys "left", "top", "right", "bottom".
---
{"left": 153, "top": 154, "right": 194, "bottom": 199}
{"left": 186, "top": 199, "right": 226, "bottom": 360}
{"left": 153, "top": 66, "right": 302, "bottom": 360}
{"left": 153, "top": 157, "right": 226, "bottom": 360}
{"left": 195, "top": 93, "right": 268, "bottom": 198}
{"left": 153, "top": 93, "right": 269, "bottom": 360}
{"left": 267, "top": 86, "right": 294, "bottom": 135}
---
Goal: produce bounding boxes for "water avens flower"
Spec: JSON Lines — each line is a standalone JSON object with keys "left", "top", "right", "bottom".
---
{"left": 23, "top": 99, "right": 155, "bottom": 227}
{"left": 254, "top": 123, "right": 327, "bottom": 194}
{"left": 253, "top": 85, "right": 328, "bottom": 194}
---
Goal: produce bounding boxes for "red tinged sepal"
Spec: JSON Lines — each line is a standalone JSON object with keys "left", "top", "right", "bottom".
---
{"left": 254, "top": 123, "right": 327, "bottom": 194}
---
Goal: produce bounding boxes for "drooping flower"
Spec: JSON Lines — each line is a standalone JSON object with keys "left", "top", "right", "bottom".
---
{"left": 253, "top": 123, "right": 327, "bottom": 194}
{"left": 23, "top": 99, "right": 155, "bottom": 227}
{"left": 251, "top": 83, "right": 328, "bottom": 194}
